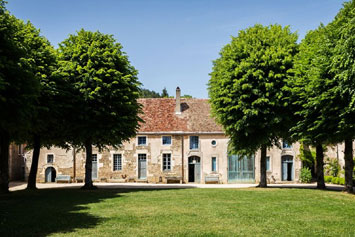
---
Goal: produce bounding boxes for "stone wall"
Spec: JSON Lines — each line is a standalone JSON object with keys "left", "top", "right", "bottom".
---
{"left": 9, "top": 144, "right": 25, "bottom": 181}
{"left": 26, "top": 135, "right": 344, "bottom": 184}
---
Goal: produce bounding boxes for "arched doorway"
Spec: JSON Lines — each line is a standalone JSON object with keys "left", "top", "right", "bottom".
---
{"left": 188, "top": 156, "right": 201, "bottom": 183}
{"left": 45, "top": 167, "right": 56, "bottom": 182}
{"left": 281, "top": 155, "right": 293, "bottom": 181}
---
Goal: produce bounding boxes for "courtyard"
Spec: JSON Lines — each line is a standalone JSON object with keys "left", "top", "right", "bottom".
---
{"left": 1, "top": 184, "right": 355, "bottom": 236}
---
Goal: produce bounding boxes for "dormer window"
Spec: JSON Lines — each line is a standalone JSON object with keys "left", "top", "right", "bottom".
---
{"left": 137, "top": 136, "right": 147, "bottom": 146}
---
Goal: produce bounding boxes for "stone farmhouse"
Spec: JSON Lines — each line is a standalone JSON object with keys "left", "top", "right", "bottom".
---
{"left": 25, "top": 87, "right": 315, "bottom": 184}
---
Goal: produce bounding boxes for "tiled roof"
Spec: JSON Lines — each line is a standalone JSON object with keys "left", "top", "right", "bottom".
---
{"left": 138, "top": 98, "right": 223, "bottom": 133}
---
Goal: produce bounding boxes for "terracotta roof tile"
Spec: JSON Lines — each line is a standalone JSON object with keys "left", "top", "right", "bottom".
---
{"left": 138, "top": 98, "right": 223, "bottom": 133}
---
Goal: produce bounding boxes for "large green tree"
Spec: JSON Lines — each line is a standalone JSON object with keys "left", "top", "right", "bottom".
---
{"left": 57, "top": 29, "right": 142, "bottom": 189}
{"left": 208, "top": 24, "right": 298, "bottom": 187}
{"left": 329, "top": 0, "right": 355, "bottom": 193}
{"left": 290, "top": 26, "right": 335, "bottom": 189}
{"left": 21, "top": 24, "right": 66, "bottom": 190}
{"left": 0, "top": 2, "right": 39, "bottom": 193}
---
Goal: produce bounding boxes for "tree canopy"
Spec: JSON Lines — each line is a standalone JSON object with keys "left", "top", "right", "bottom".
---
{"left": 208, "top": 24, "right": 298, "bottom": 187}
{"left": 0, "top": 3, "right": 41, "bottom": 193}
{"left": 57, "top": 29, "right": 142, "bottom": 188}
{"left": 209, "top": 24, "right": 298, "bottom": 155}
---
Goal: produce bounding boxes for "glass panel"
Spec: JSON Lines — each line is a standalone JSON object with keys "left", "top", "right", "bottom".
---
{"left": 190, "top": 136, "right": 199, "bottom": 150}
{"left": 92, "top": 154, "right": 98, "bottom": 179}
{"left": 162, "top": 136, "right": 172, "bottom": 145}
{"left": 163, "top": 154, "right": 171, "bottom": 171}
{"left": 138, "top": 154, "right": 147, "bottom": 179}
{"left": 228, "top": 155, "right": 254, "bottom": 182}
{"left": 47, "top": 154, "right": 54, "bottom": 163}
{"left": 138, "top": 136, "right": 147, "bottom": 146}
{"left": 212, "top": 157, "right": 216, "bottom": 172}
{"left": 113, "top": 154, "right": 122, "bottom": 171}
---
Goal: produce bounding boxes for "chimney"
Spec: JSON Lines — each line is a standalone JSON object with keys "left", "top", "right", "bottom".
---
{"left": 175, "top": 87, "right": 181, "bottom": 114}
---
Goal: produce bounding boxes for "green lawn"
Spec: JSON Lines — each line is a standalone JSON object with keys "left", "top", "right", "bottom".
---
{"left": 1, "top": 187, "right": 354, "bottom": 236}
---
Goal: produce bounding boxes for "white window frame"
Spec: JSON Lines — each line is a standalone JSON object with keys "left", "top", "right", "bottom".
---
{"left": 211, "top": 140, "right": 217, "bottom": 147}
{"left": 137, "top": 136, "right": 148, "bottom": 146}
{"left": 162, "top": 153, "right": 172, "bottom": 171}
{"left": 113, "top": 153, "right": 122, "bottom": 171}
{"left": 162, "top": 136, "right": 172, "bottom": 146}
{"left": 46, "top": 153, "right": 54, "bottom": 164}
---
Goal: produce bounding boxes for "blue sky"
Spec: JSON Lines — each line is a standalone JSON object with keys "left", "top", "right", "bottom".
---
{"left": 7, "top": 0, "right": 344, "bottom": 98}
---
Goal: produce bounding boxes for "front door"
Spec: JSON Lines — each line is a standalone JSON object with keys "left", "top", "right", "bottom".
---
{"left": 188, "top": 156, "right": 201, "bottom": 183}
{"left": 228, "top": 155, "right": 255, "bottom": 183}
{"left": 282, "top": 155, "right": 293, "bottom": 181}
{"left": 138, "top": 154, "right": 147, "bottom": 179}
{"left": 45, "top": 167, "right": 56, "bottom": 182}
{"left": 92, "top": 154, "right": 98, "bottom": 180}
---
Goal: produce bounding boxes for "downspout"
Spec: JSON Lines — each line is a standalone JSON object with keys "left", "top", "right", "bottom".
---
{"left": 181, "top": 135, "right": 184, "bottom": 184}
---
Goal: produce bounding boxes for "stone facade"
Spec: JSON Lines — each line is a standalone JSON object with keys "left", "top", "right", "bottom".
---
{"left": 25, "top": 134, "right": 231, "bottom": 183}
{"left": 9, "top": 144, "right": 25, "bottom": 181}
{"left": 25, "top": 134, "right": 312, "bottom": 184}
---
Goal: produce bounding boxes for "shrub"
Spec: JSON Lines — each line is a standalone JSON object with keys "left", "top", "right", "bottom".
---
{"left": 300, "top": 167, "right": 312, "bottom": 183}
{"left": 324, "top": 176, "right": 333, "bottom": 183}
{"left": 331, "top": 177, "right": 339, "bottom": 185}
{"left": 339, "top": 178, "right": 345, "bottom": 185}
{"left": 325, "top": 158, "right": 340, "bottom": 177}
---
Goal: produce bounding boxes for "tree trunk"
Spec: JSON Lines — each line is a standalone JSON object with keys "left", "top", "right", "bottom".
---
{"left": 0, "top": 131, "right": 10, "bottom": 194}
{"left": 27, "top": 136, "right": 41, "bottom": 190}
{"left": 82, "top": 140, "right": 95, "bottom": 189}
{"left": 315, "top": 144, "right": 326, "bottom": 189}
{"left": 259, "top": 145, "right": 267, "bottom": 187}
{"left": 344, "top": 139, "right": 354, "bottom": 193}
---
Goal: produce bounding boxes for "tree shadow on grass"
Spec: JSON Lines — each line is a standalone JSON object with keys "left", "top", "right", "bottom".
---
{"left": 0, "top": 186, "right": 193, "bottom": 236}
{"left": 0, "top": 188, "right": 119, "bottom": 236}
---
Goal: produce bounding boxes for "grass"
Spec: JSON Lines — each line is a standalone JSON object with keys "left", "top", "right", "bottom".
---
{"left": 1, "top": 187, "right": 355, "bottom": 236}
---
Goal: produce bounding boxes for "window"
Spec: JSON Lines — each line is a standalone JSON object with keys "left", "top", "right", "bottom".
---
{"left": 47, "top": 154, "right": 54, "bottom": 163}
{"left": 162, "top": 136, "right": 172, "bottom": 145}
{"left": 113, "top": 154, "right": 122, "bottom": 171}
{"left": 266, "top": 156, "right": 271, "bottom": 171}
{"left": 211, "top": 140, "right": 217, "bottom": 146}
{"left": 137, "top": 136, "right": 147, "bottom": 146}
{"left": 190, "top": 136, "right": 199, "bottom": 150}
{"left": 282, "top": 141, "right": 292, "bottom": 149}
{"left": 92, "top": 154, "right": 97, "bottom": 162}
{"left": 163, "top": 154, "right": 171, "bottom": 171}
{"left": 211, "top": 157, "right": 217, "bottom": 172}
